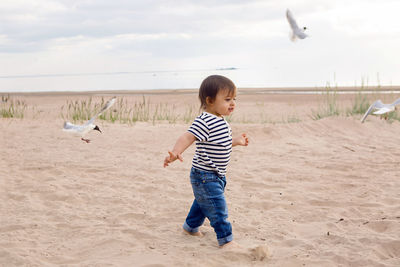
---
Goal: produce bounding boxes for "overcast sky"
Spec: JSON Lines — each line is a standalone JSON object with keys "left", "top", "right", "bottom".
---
{"left": 0, "top": 0, "right": 399, "bottom": 92}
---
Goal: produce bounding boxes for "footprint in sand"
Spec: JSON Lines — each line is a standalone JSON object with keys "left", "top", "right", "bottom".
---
{"left": 250, "top": 245, "right": 269, "bottom": 261}
{"left": 374, "top": 240, "right": 400, "bottom": 259}
{"left": 221, "top": 244, "right": 269, "bottom": 262}
{"left": 365, "top": 220, "right": 398, "bottom": 233}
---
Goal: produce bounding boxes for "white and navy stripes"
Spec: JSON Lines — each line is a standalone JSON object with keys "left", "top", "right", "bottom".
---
{"left": 188, "top": 112, "right": 232, "bottom": 177}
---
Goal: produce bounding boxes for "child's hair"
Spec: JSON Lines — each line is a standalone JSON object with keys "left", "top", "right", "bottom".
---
{"left": 199, "top": 75, "right": 236, "bottom": 109}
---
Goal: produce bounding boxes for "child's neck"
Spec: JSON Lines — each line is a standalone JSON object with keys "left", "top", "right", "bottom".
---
{"left": 204, "top": 108, "right": 223, "bottom": 118}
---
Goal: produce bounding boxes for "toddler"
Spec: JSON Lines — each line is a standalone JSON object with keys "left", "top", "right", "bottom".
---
{"left": 163, "top": 75, "right": 249, "bottom": 247}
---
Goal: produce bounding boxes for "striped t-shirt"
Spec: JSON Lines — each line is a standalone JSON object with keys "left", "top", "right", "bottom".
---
{"left": 188, "top": 112, "right": 232, "bottom": 177}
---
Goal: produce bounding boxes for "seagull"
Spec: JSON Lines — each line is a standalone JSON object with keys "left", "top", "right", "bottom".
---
{"left": 361, "top": 98, "right": 400, "bottom": 123}
{"left": 63, "top": 97, "right": 116, "bottom": 143}
{"left": 286, "top": 9, "right": 308, "bottom": 41}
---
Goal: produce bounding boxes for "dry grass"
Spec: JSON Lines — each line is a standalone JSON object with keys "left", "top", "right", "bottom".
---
{"left": 2, "top": 88, "right": 400, "bottom": 124}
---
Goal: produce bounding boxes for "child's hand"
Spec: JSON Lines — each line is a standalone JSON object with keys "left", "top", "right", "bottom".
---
{"left": 233, "top": 133, "right": 249, "bottom": 147}
{"left": 240, "top": 133, "right": 249, "bottom": 146}
{"left": 163, "top": 151, "right": 184, "bottom": 167}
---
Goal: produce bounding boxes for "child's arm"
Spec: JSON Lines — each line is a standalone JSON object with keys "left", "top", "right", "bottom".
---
{"left": 232, "top": 133, "right": 249, "bottom": 147}
{"left": 164, "top": 132, "right": 196, "bottom": 167}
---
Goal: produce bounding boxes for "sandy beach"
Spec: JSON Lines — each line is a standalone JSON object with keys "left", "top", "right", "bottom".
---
{"left": 1, "top": 89, "right": 400, "bottom": 266}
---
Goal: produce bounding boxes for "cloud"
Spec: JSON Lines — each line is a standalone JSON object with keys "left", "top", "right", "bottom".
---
{"left": 0, "top": 0, "right": 400, "bottom": 91}
{"left": 0, "top": 0, "right": 287, "bottom": 53}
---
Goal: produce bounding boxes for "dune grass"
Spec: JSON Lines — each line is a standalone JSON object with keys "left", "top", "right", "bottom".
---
{"left": 345, "top": 77, "right": 400, "bottom": 122}
{"left": 4, "top": 83, "right": 400, "bottom": 124}
{"left": 0, "top": 95, "right": 27, "bottom": 119}
{"left": 311, "top": 82, "right": 340, "bottom": 120}
{"left": 60, "top": 96, "right": 199, "bottom": 125}
{"left": 346, "top": 91, "right": 370, "bottom": 116}
{"left": 346, "top": 79, "right": 373, "bottom": 116}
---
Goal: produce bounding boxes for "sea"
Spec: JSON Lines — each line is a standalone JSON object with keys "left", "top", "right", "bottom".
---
{"left": 0, "top": 67, "right": 398, "bottom": 94}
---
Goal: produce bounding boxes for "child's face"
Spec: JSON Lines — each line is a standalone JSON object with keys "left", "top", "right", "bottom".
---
{"left": 206, "top": 88, "right": 236, "bottom": 117}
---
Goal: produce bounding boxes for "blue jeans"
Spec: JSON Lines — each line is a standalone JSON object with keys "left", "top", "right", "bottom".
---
{"left": 183, "top": 167, "right": 233, "bottom": 246}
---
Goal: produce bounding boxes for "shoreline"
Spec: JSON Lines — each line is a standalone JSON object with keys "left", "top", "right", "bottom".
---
{"left": 2, "top": 85, "right": 400, "bottom": 97}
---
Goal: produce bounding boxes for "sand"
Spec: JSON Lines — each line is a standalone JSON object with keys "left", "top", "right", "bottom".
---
{"left": 1, "top": 89, "right": 400, "bottom": 266}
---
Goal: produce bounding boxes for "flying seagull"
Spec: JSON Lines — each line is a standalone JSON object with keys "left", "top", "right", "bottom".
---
{"left": 286, "top": 9, "right": 308, "bottom": 41}
{"left": 361, "top": 98, "right": 400, "bottom": 123}
{"left": 63, "top": 97, "right": 116, "bottom": 143}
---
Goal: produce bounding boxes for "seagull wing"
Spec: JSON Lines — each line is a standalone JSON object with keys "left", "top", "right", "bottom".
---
{"left": 391, "top": 97, "right": 400, "bottom": 106}
{"left": 86, "top": 97, "right": 116, "bottom": 125}
{"left": 373, "top": 107, "right": 393, "bottom": 115}
{"left": 63, "top": 121, "right": 83, "bottom": 133}
{"left": 361, "top": 100, "right": 383, "bottom": 123}
{"left": 286, "top": 9, "right": 300, "bottom": 32}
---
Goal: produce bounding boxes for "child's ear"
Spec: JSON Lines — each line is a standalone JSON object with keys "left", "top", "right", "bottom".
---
{"left": 206, "top": 96, "right": 213, "bottom": 105}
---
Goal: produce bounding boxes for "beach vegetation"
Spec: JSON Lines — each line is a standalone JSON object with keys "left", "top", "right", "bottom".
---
{"left": 346, "top": 77, "right": 373, "bottom": 117}
{"left": 2, "top": 94, "right": 10, "bottom": 103}
{"left": 311, "top": 82, "right": 340, "bottom": 120}
{"left": 60, "top": 96, "right": 200, "bottom": 124}
{"left": 0, "top": 95, "right": 27, "bottom": 118}
{"left": 285, "top": 115, "right": 301, "bottom": 123}
{"left": 346, "top": 76, "right": 400, "bottom": 123}
{"left": 183, "top": 105, "right": 197, "bottom": 124}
